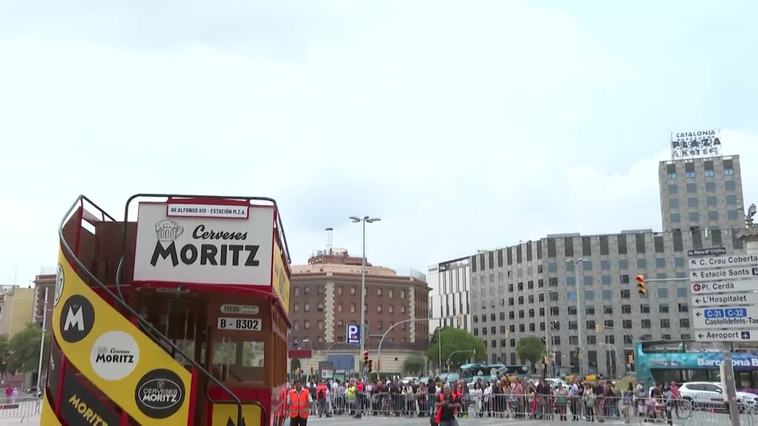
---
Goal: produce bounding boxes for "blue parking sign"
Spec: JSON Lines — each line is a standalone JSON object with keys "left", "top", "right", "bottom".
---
{"left": 347, "top": 325, "right": 361, "bottom": 344}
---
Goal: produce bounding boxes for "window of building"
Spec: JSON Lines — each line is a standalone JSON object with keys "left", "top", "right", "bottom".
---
{"left": 728, "top": 210, "right": 738, "bottom": 220}
{"left": 725, "top": 180, "right": 736, "bottom": 191}
{"left": 376, "top": 305, "right": 382, "bottom": 313}
{"left": 624, "top": 335, "right": 633, "bottom": 344}
{"left": 623, "top": 319, "right": 632, "bottom": 329}
{"left": 587, "top": 335, "right": 596, "bottom": 345}
{"left": 604, "top": 319, "right": 614, "bottom": 328}
{"left": 686, "top": 183, "right": 696, "bottom": 193}
{"left": 669, "top": 199, "right": 679, "bottom": 209}
{"left": 659, "top": 304, "right": 669, "bottom": 313}
{"left": 350, "top": 287, "right": 356, "bottom": 295}
{"left": 619, "top": 259, "right": 628, "bottom": 269}
{"left": 568, "top": 321, "right": 577, "bottom": 330}
{"left": 304, "top": 303, "right": 310, "bottom": 312}
{"left": 622, "top": 304, "right": 631, "bottom": 314}
{"left": 564, "top": 237, "right": 574, "bottom": 257}
{"left": 725, "top": 168, "right": 735, "bottom": 176}
{"left": 660, "top": 319, "right": 670, "bottom": 328}
{"left": 600, "top": 236, "right": 609, "bottom": 255}
{"left": 708, "top": 211, "right": 719, "bottom": 221}
{"left": 550, "top": 307, "right": 560, "bottom": 316}
{"left": 689, "top": 212, "right": 699, "bottom": 222}
{"left": 621, "top": 290, "right": 630, "bottom": 299}
{"left": 604, "top": 305, "right": 613, "bottom": 314}
{"left": 304, "top": 320, "right": 311, "bottom": 329}
{"left": 640, "top": 304, "right": 650, "bottom": 314}
{"left": 567, "top": 306, "right": 576, "bottom": 315}
{"left": 586, "top": 306, "right": 595, "bottom": 315}
{"left": 602, "top": 289, "right": 612, "bottom": 300}
{"left": 637, "top": 259, "right": 647, "bottom": 269}
{"left": 641, "top": 319, "right": 651, "bottom": 329}
{"left": 518, "top": 324, "right": 525, "bottom": 332}
{"left": 678, "top": 303, "right": 689, "bottom": 313}
{"left": 569, "top": 336, "right": 578, "bottom": 345}
{"left": 658, "top": 288, "right": 668, "bottom": 298}
{"left": 668, "top": 184, "right": 678, "bottom": 194}
{"left": 680, "top": 318, "right": 690, "bottom": 328}
{"left": 617, "top": 235, "right": 627, "bottom": 254}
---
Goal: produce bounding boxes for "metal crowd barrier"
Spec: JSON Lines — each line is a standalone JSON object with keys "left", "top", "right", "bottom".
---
{"left": 314, "top": 392, "right": 758, "bottom": 424}
{"left": 0, "top": 397, "right": 41, "bottom": 421}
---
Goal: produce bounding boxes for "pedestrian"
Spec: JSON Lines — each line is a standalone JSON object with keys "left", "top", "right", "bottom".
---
{"left": 354, "top": 378, "right": 365, "bottom": 418}
{"left": 287, "top": 380, "right": 312, "bottom": 426}
{"left": 584, "top": 385, "right": 596, "bottom": 422}
{"left": 434, "top": 384, "right": 461, "bottom": 426}
{"left": 315, "top": 380, "right": 329, "bottom": 417}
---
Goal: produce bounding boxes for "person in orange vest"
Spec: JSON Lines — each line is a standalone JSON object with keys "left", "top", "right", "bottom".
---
{"left": 287, "top": 379, "right": 312, "bottom": 426}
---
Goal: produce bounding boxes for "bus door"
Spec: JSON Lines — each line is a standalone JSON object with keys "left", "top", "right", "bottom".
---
{"left": 207, "top": 296, "right": 269, "bottom": 426}
{"left": 133, "top": 291, "right": 209, "bottom": 423}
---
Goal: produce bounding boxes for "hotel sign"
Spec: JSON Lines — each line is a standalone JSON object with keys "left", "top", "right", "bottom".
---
{"left": 671, "top": 129, "right": 721, "bottom": 160}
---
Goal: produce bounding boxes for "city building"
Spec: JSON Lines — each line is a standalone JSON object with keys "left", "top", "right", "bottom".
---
{"left": 288, "top": 248, "right": 430, "bottom": 375}
{"left": 427, "top": 256, "right": 472, "bottom": 332}
{"left": 32, "top": 274, "right": 55, "bottom": 330}
{"left": 429, "top": 135, "right": 748, "bottom": 377}
{"left": 0, "top": 285, "right": 35, "bottom": 338}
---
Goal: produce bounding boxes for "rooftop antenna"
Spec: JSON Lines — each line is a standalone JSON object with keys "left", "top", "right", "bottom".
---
{"left": 325, "top": 227, "right": 334, "bottom": 254}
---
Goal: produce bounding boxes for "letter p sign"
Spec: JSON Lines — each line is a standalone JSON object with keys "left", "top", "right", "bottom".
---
{"left": 347, "top": 325, "right": 361, "bottom": 344}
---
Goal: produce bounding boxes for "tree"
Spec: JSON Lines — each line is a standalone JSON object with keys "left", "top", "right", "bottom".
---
{"left": 516, "top": 336, "right": 545, "bottom": 373}
{"left": 403, "top": 355, "right": 426, "bottom": 375}
{"left": 427, "top": 327, "right": 486, "bottom": 371}
{"left": 7, "top": 324, "right": 42, "bottom": 375}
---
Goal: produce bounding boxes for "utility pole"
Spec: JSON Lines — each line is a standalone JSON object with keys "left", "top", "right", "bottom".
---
{"left": 35, "top": 287, "right": 49, "bottom": 396}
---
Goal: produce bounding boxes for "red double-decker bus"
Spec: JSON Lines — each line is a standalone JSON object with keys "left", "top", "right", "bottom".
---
{"left": 41, "top": 194, "right": 291, "bottom": 426}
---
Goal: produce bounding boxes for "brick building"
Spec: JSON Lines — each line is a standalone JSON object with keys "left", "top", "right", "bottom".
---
{"left": 289, "top": 248, "right": 430, "bottom": 375}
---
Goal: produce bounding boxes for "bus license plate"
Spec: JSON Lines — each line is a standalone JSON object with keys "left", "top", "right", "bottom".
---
{"left": 217, "top": 317, "right": 262, "bottom": 331}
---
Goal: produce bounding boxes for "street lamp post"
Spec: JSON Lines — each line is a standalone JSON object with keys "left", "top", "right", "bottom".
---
{"left": 350, "top": 215, "right": 380, "bottom": 376}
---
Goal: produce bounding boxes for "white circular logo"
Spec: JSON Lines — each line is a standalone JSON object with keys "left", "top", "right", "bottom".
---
{"left": 90, "top": 331, "right": 140, "bottom": 381}
{"left": 54, "top": 264, "right": 64, "bottom": 306}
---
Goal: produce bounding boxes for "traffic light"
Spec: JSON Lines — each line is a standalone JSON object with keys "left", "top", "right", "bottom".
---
{"left": 363, "top": 351, "right": 369, "bottom": 367}
{"left": 368, "top": 359, "right": 373, "bottom": 373}
{"left": 636, "top": 274, "right": 646, "bottom": 295}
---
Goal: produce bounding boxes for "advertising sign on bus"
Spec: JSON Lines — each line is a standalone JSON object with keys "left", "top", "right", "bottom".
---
{"left": 133, "top": 201, "right": 274, "bottom": 286}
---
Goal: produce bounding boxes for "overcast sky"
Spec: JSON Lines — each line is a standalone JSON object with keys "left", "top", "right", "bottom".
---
{"left": 2, "top": 1, "right": 758, "bottom": 285}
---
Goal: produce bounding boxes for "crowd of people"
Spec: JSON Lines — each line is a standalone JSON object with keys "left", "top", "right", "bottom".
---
{"left": 284, "top": 375, "right": 685, "bottom": 425}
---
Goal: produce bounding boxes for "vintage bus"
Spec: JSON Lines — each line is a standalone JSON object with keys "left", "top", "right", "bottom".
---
{"left": 40, "top": 195, "right": 291, "bottom": 426}
{"left": 635, "top": 340, "right": 758, "bottom": 393}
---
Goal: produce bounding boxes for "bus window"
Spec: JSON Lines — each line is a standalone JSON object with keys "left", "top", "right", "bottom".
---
{"left": 242, "top": 341, "right": 265, "bottom": 368}
{"left": 212, "top": 337, "right": 266, "bottom": 384}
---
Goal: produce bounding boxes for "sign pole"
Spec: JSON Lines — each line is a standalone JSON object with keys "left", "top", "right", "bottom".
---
{"left": 722, "top": 343, "right": 741, "bottom": 426}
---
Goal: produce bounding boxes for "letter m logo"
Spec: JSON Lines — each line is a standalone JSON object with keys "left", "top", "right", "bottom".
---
{"left": 64, "top": 306, "right": 85, "bottom": 331}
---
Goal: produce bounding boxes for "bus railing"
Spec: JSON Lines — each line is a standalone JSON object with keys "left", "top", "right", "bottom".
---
{"left": 59, "top": 195, "right": 245, "bottom": 426}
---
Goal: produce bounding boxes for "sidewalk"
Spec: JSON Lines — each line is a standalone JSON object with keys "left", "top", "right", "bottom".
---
{"left": 0, "top": 417, "right": 38, "bottom": 425}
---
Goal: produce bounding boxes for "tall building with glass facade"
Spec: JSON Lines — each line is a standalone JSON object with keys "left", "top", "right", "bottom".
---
{"left": 428, "top": 154, "right": 747, "bottom": 377}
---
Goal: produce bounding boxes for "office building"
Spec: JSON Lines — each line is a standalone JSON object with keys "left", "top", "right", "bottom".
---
{"left": 429, "top": 135, "right": 748, "bottom": 377}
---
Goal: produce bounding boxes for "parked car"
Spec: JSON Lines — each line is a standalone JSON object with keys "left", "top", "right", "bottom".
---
{"left": 679, "top": 382, "right": 758, "bottom": 410}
